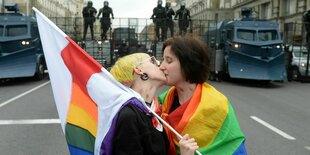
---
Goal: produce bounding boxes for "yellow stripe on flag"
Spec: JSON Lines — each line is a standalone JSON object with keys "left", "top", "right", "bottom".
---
{"left": 67, "top": 103, "right": 97, "bottom": 137}
{"left": 181, "top": 83, "right": 228, "bottom": 147}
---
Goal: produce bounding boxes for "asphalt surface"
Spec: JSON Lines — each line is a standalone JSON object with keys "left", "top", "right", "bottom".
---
{"left": 0, "top": 77, "right": 309, "bottom": 155}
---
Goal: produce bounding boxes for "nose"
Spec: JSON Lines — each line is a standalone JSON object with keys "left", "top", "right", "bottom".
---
{"left": 159, "top": 63, "right": 165, "bottom": 71}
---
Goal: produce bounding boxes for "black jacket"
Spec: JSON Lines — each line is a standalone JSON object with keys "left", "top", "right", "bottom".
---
{"left": 112, "top": 104, "right": 169, "bottom": 155}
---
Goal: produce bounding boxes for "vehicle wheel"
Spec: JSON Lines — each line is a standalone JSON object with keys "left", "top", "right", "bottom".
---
{"left": 34, "top": 61, "right": 45, "bottom": 80}
{"left": 291, "top": 67, "right": 300, "bottom": 81}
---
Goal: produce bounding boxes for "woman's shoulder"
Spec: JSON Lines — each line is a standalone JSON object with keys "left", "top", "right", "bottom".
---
{"left": 203, "top": 82, "right": 228, "bottom": 100}
{"left": 118, "top": 104, "right": 143, "bottom": 119}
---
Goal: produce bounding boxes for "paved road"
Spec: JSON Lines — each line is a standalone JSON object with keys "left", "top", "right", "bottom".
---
{"left": 0, "top": 78, "right": 69, "bottom": 155}
{"left": 211, "top": 80, "right": 310, "bottom": 155}
{"left": 0, "top": 78, "right": 309, "bottom": 154}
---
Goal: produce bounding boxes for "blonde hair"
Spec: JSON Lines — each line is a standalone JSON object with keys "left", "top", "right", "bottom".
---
{"left": 110, "top": 53, "right": 150, "bottom": 86}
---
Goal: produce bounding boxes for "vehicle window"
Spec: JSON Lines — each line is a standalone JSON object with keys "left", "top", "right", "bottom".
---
{"left": 226, "top": 29, "right": 233, "bottom": 41}
{"left": 6, "top": 25, "right": 28, "bottom": 36}
{"left": 31, "top": 22, "right": 39, "bottom": 37}
{"left": 0, "top": 25, "right": 3, "bottom": 36}
{"left": 258, "top": 30, "right": 278, "bottom": 41}
{"left": 293, "top": 50, "right": 308, "bottom": 57}
{"left": 237, "top": 29, "right": 256, "bottom": 41}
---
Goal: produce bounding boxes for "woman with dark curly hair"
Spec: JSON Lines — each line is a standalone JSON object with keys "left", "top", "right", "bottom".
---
{"left": 159, "top": 35, "right": 247, "bottom": 155}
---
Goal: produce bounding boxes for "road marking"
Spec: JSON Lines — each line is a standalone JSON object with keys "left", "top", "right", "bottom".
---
{"left": 305, "top": 146, "right": 310, "bottom": 151}
{"left": 0, "top": 119, "right": 60, "bottom": 125}
{"left": 250, "top": 116, "right": 296, "bottom": 140}
{"left": 0, "top": 81, "right": 50, "bottom": 108}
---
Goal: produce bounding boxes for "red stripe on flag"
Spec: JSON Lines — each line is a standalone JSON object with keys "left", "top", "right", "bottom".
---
{"left": 61, "top": 37, "right": 102, "bottom": 93}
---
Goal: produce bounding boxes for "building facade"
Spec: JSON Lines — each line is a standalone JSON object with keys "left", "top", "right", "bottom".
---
{"left": 182, "top": 0, "right": 310, "bottom": 45}
{"left": 1, "top": 0, "right": 83, "bottom": 17}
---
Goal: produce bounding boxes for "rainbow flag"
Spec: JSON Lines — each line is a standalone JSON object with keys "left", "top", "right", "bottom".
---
{"left": 33, "top": 8, "right": 144, "bottom": 155}
{"left": 158, "top": 83, "right": 247, "bottom": 155}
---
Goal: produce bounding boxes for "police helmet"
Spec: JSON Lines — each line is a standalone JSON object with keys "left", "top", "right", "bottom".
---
{"left": 158, "top": 0, "right": 163, "bottom": 5}
{"left": 166, "top": 2, "right": 171, "bottom": 7}
{"left": 104, "top": 1, "right": 109, "bottom": 6}
{"left": 87, "top": 1, "right": 93, "bottom": 7}
{"left": 181, "top": 3, "right": 185, "bottom": 9}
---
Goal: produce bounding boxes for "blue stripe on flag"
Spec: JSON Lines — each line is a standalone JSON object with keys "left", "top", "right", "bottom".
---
{"left": 233, "top": 141, "right": 247, "bottom": 155}
{"left": 68, "top": 144, "right": 93, "bottom": 155}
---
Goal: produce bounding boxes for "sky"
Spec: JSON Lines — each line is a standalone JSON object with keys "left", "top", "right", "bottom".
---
{"left": 93, "top": 0, "right": 166, "bottom": 19}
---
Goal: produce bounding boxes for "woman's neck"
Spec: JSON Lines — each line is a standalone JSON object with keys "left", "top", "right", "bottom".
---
{"left": 132, "top": 81, "right": 161, "bottom": 103}
{"left": 175, "top": 82, "right": 197, "bottom": 105}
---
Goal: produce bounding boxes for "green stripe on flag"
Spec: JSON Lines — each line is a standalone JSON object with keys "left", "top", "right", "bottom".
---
{"left": 157, "top": 90, "right": 168, "bottom": 105}
{"left": 198, "top": 101, "right": 245, "bottom": 155}
{"left": 65, "top": 123, "right": 96, "bottom": 153}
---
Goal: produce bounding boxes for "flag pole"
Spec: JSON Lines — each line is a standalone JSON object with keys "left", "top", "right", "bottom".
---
{"left": 145, "top": 105, "right": 203, "bottom": 155}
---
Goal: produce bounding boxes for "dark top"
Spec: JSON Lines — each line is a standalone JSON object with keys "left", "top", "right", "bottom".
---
{"left": 151, "top": 6, "right": 167, "bottom": 19}
{"left": 97, "top": 6, "right": 114, "bottom": 19}
{"left": 166, "top": 7, "right": 175, "bottom": 19}
{"left": 169, "top": 95, "right": 180, "bottom": 113}
{"left": 175, "top": 8, "right": 190, "bottom": 20}
{"left": 112, "top": 104, "right": 169, "bottom": 155}
{"left": 82, "top": 6, "right": 97, "bottom": 18}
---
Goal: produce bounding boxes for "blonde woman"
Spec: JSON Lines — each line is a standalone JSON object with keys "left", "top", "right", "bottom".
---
{"left": 110, "top": 53, "right": 198, "bottom": 155}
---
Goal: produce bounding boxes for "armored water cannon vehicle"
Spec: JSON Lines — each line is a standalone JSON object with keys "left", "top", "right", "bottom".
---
{"left": 206, "top": 8, "right": 286, "bottom": 82}
{"left": 0, "top": 3, "right": 46, "bottom": 80}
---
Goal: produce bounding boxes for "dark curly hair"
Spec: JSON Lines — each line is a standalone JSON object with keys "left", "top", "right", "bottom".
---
{"left": 162, "top": 35, "right": 210, "bottom": 83}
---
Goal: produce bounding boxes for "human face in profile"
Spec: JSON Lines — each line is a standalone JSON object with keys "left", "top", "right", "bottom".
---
{"left": 160, "top": 46, "right": 185, "bottom": 86}
{"left": 137, "top": 56, "right": 167, "bottom": 84}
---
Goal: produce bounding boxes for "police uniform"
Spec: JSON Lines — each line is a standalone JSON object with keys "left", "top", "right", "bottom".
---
{"left": 303, "top": 10, "right": 310, "bottom": 43}
{"left": 175, "top": 5, "right": 190, "bottom": 35}
{"left": 97, "top": 1, "right": 114, "bottom": 40}
{"left": 165, "top": 3, "right": 175, "bottom": 37}
{"left": 82, "top": 2, "right": 97, "bottom": 40}
{"left": 151, "top": 1, "right": 167, "bottom": 42}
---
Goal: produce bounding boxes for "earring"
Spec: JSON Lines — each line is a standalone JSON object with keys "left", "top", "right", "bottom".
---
{"left": 140, "top": 73, "right": 149, "bottom": 81}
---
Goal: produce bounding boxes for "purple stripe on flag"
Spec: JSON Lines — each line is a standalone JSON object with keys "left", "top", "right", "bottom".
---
{"left": 99, "top": 97, "right": 148, "bottom": 155}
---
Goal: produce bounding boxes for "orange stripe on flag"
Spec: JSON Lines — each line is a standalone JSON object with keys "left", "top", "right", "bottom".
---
{"left": 70, "top": 82, "right": 98, "bottom": 123}
{"left": 176, "top": 84, "right": 202, "bottom": 132}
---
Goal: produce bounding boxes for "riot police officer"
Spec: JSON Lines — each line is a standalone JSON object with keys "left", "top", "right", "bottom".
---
{"left": 97, "top": 1, "right": 114, "bottom": 40}
{"left": 150, "top": 0, "right": 167, "bottom": 42}
{"left": 303, "top": 9, "right": 310, "bottom": 77}
{"left": 175, "top": 3, "right": 191, "bottom": 35}
{"left": 82, "top": 1, "right": 97, "bottom": 40}
{"left": 117, "top": 39, "right": 129, "bottom": 58}
{"left": 303, "top": 9, "right": 310, "bottom": 44}
{"left": 165, "top": 2, "right": 175, "bottom": 37}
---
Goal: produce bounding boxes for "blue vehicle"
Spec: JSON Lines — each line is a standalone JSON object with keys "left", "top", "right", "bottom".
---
{"left": 0, "top": 4, "right": 46, "bottom": 80}
{"left": 206, "top": 8, "right": 286, "bottom": 81}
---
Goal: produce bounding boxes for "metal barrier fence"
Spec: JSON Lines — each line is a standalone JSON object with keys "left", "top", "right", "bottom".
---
{"left": 49, "top": 17, "right": 217, "bottom": 66}
{"left": 48, "top": 17, "right": 216, "bottom": 41}
{"left": 282, "top": 22, "right": 310, "bottom": 81}
{"left": 283, "top": 22, "right": 305, "bottom": 45}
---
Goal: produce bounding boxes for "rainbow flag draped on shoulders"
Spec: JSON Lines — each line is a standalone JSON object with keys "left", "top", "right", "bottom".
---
{"left": 158, "top": 82, "right": 247, "bottom": 155}
{"left": 33, "top": 8, "right": 145, "bottom": 155}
